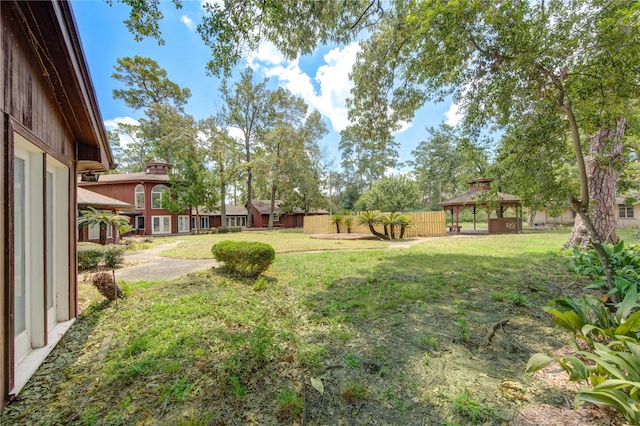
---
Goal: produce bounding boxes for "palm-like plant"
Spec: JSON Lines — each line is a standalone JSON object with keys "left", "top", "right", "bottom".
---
{"left": 356, "top": 212, "right": 389, "bottom": 240}
{"left": 343, "top": 216, "right": 353, "bottom": 234}
{"left": 330, "top": 214, "right": 343, "bottom": 233}
{"left": 78, "top": 207, "right": 130, "bottom": 245}
{"left": 396, "top": 214, "right": 415, "bottom": 239}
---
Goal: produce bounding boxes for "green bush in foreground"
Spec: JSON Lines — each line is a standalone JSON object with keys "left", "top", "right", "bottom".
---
{"left": 526, "top": 288, "right": 640, "bottom": 423}
{"left": 211, "top": 240, "right": 275, "bottom": 277}
{"left": 78, "top": 242, "right": 125, "bottom": 271}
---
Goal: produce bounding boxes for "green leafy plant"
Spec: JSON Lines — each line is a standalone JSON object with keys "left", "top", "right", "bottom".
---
{"left": 570, "top": 240, "right": 640, "bottom": 300}
{"left": 527, "top": 288, "right": 640, "bottom": 423}
{"left": 339, "top": 382, "right": 369, "bottom": 403}
{"left": 211, "top": 240, "right": 275, "bottom": 277}
{"left": 78, "top": 243, "right": 104, "bottom": 271}
{"left": 217, "top": 226, "right": 229, "bottom": 234}
{"left": 78, "top": 207, "right": 130, "bottom": 245}
{"left": 356, "top": 211, "right": 389, "bottom": 240}
{"left": 330, "top": 215, "right": 343, "bottom": 233}
{"left": 103, "top": 245, "right": 125, "bottom": 269}
{"left": 343, "top": 216, "right": 353, "bottom": 233}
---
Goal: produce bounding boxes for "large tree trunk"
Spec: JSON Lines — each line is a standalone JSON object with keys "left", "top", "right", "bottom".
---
{"left": 220, "top": 181, "right": 227, "bottom": 228}
{"left": 99, "top": 223, "right": 107, "bottom": 246}
{"left": 565, "top": 120, "right": 625, "bottom": 248}
{"left": 268, "top": 185, "right": 277, "bottom": 230}
{"left": 245, "top": 135, "right": 253, "bottom": 228}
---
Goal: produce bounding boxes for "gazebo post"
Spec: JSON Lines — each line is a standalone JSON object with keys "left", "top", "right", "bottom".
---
{"left": 455, "top": 207, "right": 460, "bottom": 234}
{"left": 473, "top": 207, "right": 477, "bottom": 230}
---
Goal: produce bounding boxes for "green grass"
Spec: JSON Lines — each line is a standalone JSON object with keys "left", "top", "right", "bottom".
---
{"left": 157, "top": 229, "right": 388, "bottom": 258}
{"left": 5, "top": 229, "right": 640, "bottom": 425}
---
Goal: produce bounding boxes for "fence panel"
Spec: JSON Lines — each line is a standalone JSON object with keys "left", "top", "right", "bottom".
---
{"left": 303, "top": 211, "right": 446, "bottom": 237}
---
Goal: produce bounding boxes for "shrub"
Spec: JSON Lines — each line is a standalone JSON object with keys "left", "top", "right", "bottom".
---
{"left": 103, "top": 245, "right": 125, "bottom": 268}
{"left": 92, "top": 271, "right": 122, "bottom": 301}
{"left": 569, "top": 240, "right": 640, "bottom": 299}
{"left": 526, "top": 288, "right": 640, "bottom": 423}
{"left": 78, "top": 243, "right": 104, "bottom": 271}
{"left": 211, "top": 240, "right": 275, "bottom": 277}
{"left": 229, "top": 226, "right": 243, "bottom": 233}
{"left": 217, "top": 226, "right": 229, "bottom": 234}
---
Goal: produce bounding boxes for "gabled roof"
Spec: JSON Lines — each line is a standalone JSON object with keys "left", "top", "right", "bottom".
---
{"left": 438, "top": 189, "right": 520, "bottom": 207}
{"left": 77, "top": 188, "right": 134, "bottom": 210}
{"left": 616, "top": 197, "right": 640, "bottom": 205}
{"left": 252, "top": 200, "right": 281, "bottom": 214}
{"left": 192, "top": 205, "right": 248, "bottom": 216}
{"left": 78, "top": 172, "right": 170, "bottom": 185}
{"left": 12, "top": 1, "right": 113, "bottom": 172}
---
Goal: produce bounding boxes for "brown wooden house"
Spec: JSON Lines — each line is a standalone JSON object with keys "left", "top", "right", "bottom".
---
{"left": 192, "top": 205, "right": 249, "bottom": 230}
{"left": 78, "top": 162, "right": 192, "bottom": 236}
{"left": 1, "top": 1, "right": 114, "bottom": 408}
{"left": 250, "top": 200, "right": 328, "bottom": 229}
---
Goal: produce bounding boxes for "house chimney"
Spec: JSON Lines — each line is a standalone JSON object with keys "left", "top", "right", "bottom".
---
{"left": 145, "top": 161, "right": 171, "bottom": 175}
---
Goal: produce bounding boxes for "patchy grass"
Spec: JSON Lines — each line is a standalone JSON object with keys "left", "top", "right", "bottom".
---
{"left": 4, "top": 230, "right": 638, "bottom": 425}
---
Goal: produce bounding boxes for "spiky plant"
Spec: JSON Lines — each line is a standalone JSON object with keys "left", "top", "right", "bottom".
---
{"left": 78, "top": 207, "right": 130, "bottom": 245}
{"left": 356, "top": 212, "right": 389, "bottom": 240}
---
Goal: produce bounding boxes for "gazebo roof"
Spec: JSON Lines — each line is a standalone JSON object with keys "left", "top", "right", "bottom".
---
{"left": 438, "top": 189, "right": 521, "bottom": 208}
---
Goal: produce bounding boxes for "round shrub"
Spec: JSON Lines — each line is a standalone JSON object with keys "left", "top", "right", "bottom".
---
{"left": 103, "top": 245, "right": 125, "bottom": 268}
{"left": 78, "top": 242, "right": 103, "bottom": 271}
{"left": 217, "top": 226, "right": 230, "bottom": 234}
{"left": 211, "top": 240, "right": 275, "bottom": 278}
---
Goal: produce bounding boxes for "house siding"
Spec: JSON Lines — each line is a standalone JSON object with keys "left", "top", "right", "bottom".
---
{"left": 1, "top": 1, "right": 110, "bottom": 409}
{"left": 79, "top": 180, "right": 189, "bottom": 236}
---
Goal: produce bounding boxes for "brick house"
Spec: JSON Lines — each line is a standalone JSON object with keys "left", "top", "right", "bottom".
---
{"left": 78, "top": 162, "right": 192, "bottom": 236}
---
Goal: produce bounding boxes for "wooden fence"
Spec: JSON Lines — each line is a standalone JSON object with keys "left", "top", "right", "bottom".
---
{"left": 303, "top": 211, "right": 446, "bottom": 237}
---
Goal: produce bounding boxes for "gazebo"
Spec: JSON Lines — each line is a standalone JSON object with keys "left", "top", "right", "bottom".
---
{"left": 437, "top": 178, "right": 523, "bottom": 235}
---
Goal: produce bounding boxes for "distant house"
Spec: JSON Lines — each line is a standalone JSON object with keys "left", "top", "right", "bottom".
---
{"left": 77, "top": 187, "right": 135, "bottom": 244}
{"left": 78, "top": 162, "right": 192, "bottom": 236}
{"left": 528, "top": 197, "right": 640, "bottom": 228}
{"left": 191, "top": 205, "right": 249, "bottom": 230}
{"left": 1, "top": 1, "right": 114, "bottom": 407}
{"left": 250, "top": 200, "right": 328, "bottom": 229}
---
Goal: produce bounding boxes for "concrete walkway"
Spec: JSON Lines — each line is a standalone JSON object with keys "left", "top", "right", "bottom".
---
{"left": 114, "top": 241, "right": 218, "bottom": 282}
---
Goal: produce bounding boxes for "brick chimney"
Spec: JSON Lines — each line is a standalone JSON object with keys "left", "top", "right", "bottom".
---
{"left": 145, "top": 161, "right": 171, "bottom": 175}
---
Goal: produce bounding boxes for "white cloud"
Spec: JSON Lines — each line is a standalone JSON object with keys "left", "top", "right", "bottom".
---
{"left": 252, "top": 42, "right": 361, "bottom": 133}
{"left": 226, "top": 126, "right": 245, "bottom": 142}
{"left": 444, "top": 102, "right": 463, "bottom": 126}
{"left": 104, "top": 116, "right": 140, "bottom": 149}
{"left": 181, "top": 15, "right": 195, "bottom": 30}
{"left": 248, "top": 41, "right": 286, "bottom": 67}
{"left": 394, "top": 120, "right": 412, "bottom": 134}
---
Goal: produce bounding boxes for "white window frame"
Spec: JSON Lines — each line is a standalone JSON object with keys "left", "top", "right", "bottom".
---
{"left": 191, "top": 216, "right": 197, "bottom": 230}
{"left": 135, "top": 184, "right": 145, "bottom": 209}
{"left": 136, "top": 216, "right": 145, "bottom": 230}
{"left": 151, "top": 184, "right": 169, "bottom": 209}
{"left": 201, "top": 216, "right": 209, "bottom": 229}
{"left": 619, "top": 206, "right": 634, "bottom": 218}
{"left": 152, "top": 215, "right": 172, "bottom": 234}
{"left": 89, "top": 222, "right": 113, "bottom": 240}
{"left": 178, "top": 215, "right": 190, "bottom": 233}
{"left": 227, "top": 216, "right": 246, "bottom": 228}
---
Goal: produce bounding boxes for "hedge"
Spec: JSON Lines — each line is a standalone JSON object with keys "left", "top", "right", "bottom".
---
{"left": 211, "top": 240, "right": 275, "bottom": 277}
{"left": 78, "top": 242, "right": 125, "bottom": 271}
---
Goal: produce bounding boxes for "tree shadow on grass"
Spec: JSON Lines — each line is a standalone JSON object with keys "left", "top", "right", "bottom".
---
{"left": 299, "top": 250, "right": 584, "bottom": 425}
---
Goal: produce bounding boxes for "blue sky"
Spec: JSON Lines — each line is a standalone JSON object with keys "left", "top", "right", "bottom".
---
{"left": 71, "top": 0, "right": 460, "bottom": 171}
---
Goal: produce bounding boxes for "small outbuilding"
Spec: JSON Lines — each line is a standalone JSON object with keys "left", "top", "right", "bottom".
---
{"left": 438, "top": 179, "right": 523, "bottom": 235}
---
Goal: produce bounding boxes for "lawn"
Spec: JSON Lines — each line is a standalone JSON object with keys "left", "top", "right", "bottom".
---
{"left": 157, "top": 229, "right": 388, "bottom": 259}
{"left": 3, "top": 230, "right": 637, "bottom": 425}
